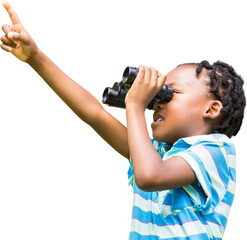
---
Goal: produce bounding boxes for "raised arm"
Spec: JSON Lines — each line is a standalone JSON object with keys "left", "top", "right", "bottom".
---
{"left": 1, "top": 2, "right": 129, "bottom": 159}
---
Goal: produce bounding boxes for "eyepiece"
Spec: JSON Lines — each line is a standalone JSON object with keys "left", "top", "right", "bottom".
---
{"left": 156, "top": 84, "right": 173, "bottom": 102}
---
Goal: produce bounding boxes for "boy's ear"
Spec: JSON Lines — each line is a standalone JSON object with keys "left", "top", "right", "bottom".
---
{"left": 203, "top": 100, "right": 223, "bottom": 119}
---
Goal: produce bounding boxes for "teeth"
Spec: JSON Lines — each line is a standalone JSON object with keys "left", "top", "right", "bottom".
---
{"left": 156, "top": 118, "right": 164, "bottom": 122}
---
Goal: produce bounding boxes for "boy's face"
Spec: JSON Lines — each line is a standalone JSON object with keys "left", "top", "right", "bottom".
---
{"left": 151, "top": 65, "right": 213, "bottom": 145}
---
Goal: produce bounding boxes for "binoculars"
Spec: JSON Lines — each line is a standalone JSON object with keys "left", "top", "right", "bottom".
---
{"left": 102, "top": 67, "right": 173, "bottom": 110}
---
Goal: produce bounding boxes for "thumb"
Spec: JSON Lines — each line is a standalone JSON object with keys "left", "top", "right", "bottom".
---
{"left": 8, "top": 31, "right": 21, "bottom": 41}
{"left": 7, "top": 31, "right": 29, "bottom": 45}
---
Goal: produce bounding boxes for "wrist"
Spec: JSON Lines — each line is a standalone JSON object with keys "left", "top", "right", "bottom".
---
{"left": 26, "top": 47, "right": 42, "bottom": 65}
{"left": 126, "top": 101, "right": 146, "bottom": 112}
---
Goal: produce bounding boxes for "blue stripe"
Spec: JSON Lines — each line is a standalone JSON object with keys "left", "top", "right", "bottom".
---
{"left": 172, "top": 188, "right": 194, "bottom": 210}
{"left": 229, "top": 167, "right": 236, "bottom": 182}
{"left": 223, "top": 142, "right": 236, "bottom": 155}
{"left": 129, "top": 232, "right": 159, "bottom": 240}
{"left": 203, "top": 143, "right": 229, "bottom": 189}
{"left": 163, "top": 192, "right": 173, "bottom": 206}
{"left": 222, "top": 191, "right": 234, "bottom": 206}
{"left": 221, "top": 191, "right": 234, "bottom": 206}
{"left": 129, "top": 232, "right": 213, "bottom": 240}
{"left": 176, "top": 209, "right": 209, "bottom": 226}
{"left": 132, "top": 206, "right": 208, "bottom": 227}
{"left": 133, "top": 183, "right": 160, "bottom": 203}
{"left": 204, "top": 212, "right": 227, "bottom": 229}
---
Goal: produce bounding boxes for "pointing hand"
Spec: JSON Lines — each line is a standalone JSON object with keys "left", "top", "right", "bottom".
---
{"left": 1, "top": 1, "right": 37, "bottom": 62}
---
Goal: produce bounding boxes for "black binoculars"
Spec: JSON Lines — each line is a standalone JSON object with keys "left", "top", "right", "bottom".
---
{"left": 102, "top": 67, "right": 173, "bottom": 110}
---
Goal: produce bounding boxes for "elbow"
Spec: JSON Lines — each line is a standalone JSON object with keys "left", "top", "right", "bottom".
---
{"left": 135, "top": 171, "right": 158, "bottom": 192}
{"left": 135, "top": 180, "right": 151, "bottom": 192}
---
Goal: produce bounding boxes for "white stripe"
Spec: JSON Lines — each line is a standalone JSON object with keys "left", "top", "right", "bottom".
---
{"left": 131, "top": 218, "right": 212, "bottom": 238}
{"left": 227, "top": 154, "right": 236, "bottom": 169}
{"left": 215, "top": 201, "right": 231, "bottom": 219}
{"left": 133, "top": 193, "right": 173, "bottom": 217}
{"left": 206, "top": 220, "right": 225, "bottom": 238}
{"left": 227, "top": 179, "right": 236, "bottom": 195}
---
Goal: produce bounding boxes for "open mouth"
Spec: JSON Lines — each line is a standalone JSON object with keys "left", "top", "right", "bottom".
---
{"left": 153, "top": 112, "right": 165, "bottom": 122}
{"left": 153, "top": 111, "right": 165, "bottom": 124}
{"left": 151, "top": 116, "right": 165, "bottom": 128}
{"left": 155, "top": 117, "right": 164, "bottom": 122}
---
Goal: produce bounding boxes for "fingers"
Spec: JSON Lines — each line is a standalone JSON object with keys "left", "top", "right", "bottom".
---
{"left": 2, "top": 24, "right": 12, "bottom": 35}
{"left": 157, "top": 72, "right": 167, "bottom": 86}
{"left": 1, "top": 25, "right": 18, "bottom": 52}
{"left": 1, "top": 42, "right": 12, "bottom": 52}
{"left": 6, "top": 31, "right": 28, "bottom": 44}
{"left": 0, "top": 35, "right": 19, "bottom": 53}
{"left": 1, "top": 31, "right": 21, "bottom": 46}
{"left": 137, "top": 66, "right": 166, "bottom": 89}
{"left": 1, "top": 34, "right": 18, "bottom": 47}
{"left": 0, "top": 31, "right": 26, "bottom": 53}
{"left": 2, "top": 1, "right": 22, "bottom": 25}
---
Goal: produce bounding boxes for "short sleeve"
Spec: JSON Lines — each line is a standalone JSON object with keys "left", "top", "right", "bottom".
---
{"left": 173, "top": 138, "right": 235, "bottom": 214}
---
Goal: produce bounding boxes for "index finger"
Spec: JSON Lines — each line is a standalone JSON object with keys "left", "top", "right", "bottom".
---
{"left": 2, "top": 1, "right": 21, "bottom": 25}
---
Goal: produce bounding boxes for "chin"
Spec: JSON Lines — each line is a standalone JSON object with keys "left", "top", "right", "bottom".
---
{"left": 152, "top": 132, "right": 166, "bottom": 143}
{"left": 152, "top": 132, "right": 176, "bottom": 146}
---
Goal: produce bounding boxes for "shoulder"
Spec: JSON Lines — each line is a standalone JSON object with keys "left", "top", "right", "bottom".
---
{"left": 178, "top": 133, "right": 233, "bottom": 145}
{"left": 172, "top": 134, "right": 235, "bottom": 171}
{"left": 175, "top": 134, "right": 235, "bottom": 155}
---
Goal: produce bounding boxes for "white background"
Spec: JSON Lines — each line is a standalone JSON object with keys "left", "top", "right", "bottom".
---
{"left": 0, "top": 0, "right": 246, "bottom": 239}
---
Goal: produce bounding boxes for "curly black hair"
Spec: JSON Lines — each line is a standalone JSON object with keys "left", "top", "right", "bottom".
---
{"left": 179, "top": 60, "right": 246, "bottom": 138}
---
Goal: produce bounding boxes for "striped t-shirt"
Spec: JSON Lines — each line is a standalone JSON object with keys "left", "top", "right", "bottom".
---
{"left": 127, "top": 134, "right": 236, "bottom": 240}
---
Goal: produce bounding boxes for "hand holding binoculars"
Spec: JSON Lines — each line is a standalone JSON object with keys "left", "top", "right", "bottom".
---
{"left": 102, "top": 67, "right": 173, "bottom": 110}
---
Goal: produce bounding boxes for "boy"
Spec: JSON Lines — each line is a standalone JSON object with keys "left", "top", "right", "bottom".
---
{"left": 1, "top": 2, "right": 245, "bottom": 240}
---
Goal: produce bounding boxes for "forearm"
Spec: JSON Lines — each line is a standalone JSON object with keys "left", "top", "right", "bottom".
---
{"left": 27, "top": 49, "right": 102, "bottom": 125}
{"left": 1, "top": 2, "right": 130, "bottom": 159}
{"left": 126, "top": 104, "right": 162, "bottom": 186}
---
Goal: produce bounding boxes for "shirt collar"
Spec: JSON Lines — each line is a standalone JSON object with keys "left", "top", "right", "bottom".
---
{"left": 173, "top": 133, "right": 230, "bottom": 146}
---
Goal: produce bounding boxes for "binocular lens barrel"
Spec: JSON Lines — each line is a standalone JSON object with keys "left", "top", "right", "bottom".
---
{"left": 102, "top": 66, "right": 174, "bottom": 109}
{"left": 102, "top": 87, "right": 118, "bottom": 103}
{"left": 102, "top": 87, "right": 126, "bottom": 108}
{"left": 122, "top": 67, "right": 139, "bottom": 86}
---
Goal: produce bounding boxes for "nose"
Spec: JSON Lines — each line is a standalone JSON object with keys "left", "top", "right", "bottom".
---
{"left": 153, "top": 100, "right": 166, "bottom": 110}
